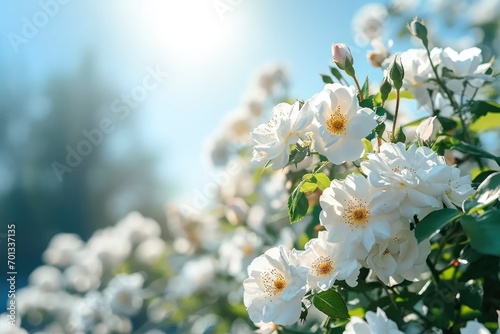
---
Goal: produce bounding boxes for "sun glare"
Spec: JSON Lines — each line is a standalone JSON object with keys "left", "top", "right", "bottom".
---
{"left": 139, "top": 0, "right": 232, "bottom": 64}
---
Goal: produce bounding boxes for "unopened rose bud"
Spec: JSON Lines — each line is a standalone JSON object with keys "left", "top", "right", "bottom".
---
{"left": 389, "top": 55, "right": 404, "bottom": 90}
{"left": 416, "top": 116, "right": 442, "bottom": 142}
{"left": 379, "top": 75, "right": 392, "bottom": 103}
{"left": 332, "top": 43, "right": 353, "bottom": 69}
{"left": 407, "top": 17, "right": 428, "bottom": 48}
{"left": 332, "top": 43, "right": 355, "bottom": 77}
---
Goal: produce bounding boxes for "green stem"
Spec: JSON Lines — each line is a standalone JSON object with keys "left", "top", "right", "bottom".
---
{"left": 391, "top": 89, "right": 401, "bottom": 142}
{"left": 427, "top": 258, "right": 441, "bottom": 286}
{"left": 425, "top": 47, "right": 471, "bottom": 143}
{"left": 353, "top": 75, "right": 365, "bottom": 101}
{"left": 380, "top": 279, "right": 401, "bottom": 315}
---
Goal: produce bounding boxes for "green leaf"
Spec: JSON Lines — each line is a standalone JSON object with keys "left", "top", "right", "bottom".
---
{"left": 470, "top": 100, "right": 500, "bottom": 121}
{"left": 300, "top": 182, "right": 318, "bottom": 193}
{"left": 288, "top": 186, "right": 309, "bottom": 223}
{"left": 375, "top": 123, "right": 386, "bottom": 138}
{"left": 464, "top": 172, "right": 500, "bottom": 214}
{"left": 362, "top": 138, "right": 374, "bottom": 157}
{"left": 461, "top": 210, "right": 500, "bottom": 256}
{"left": 437, "top": 116, "right": 457, "bottom": 131}
{"left": 359, "top": 98, "right": 373, "bottom": 109}
{"left": 395, "top": 126, "right": 406, "bottom": 143}
{"left": 414, "top": 208, "right": 463, "bottom": 242}
{"left": 361, "top": 76, "right": 370, "bottom": 100}
{"left": 460, "top": 281, "right": 483, "bottom": 310}
{"left": 472, "top": 170, "right": 497, "bottom": 185}
{"left": 330, "top": 67, "right": 344, "bottom": 82}
{"left": 287, "top": 144, "right": 309, "bottom": 167}
{"left": 321, "top": 74, "right": 334, "bottom": 84}
{"left": 301, "top": 173, "right": 330, "bottom": 192}
{"left": 312, "top": 290, "right": 349, "bottom": 320}
{"left": 452, "top": 142, "right": 500, "bottom": 165}
{"left": 314, "top": 173, "right": 331, "bottom": 190}
{"left": 373, "top": 90, "right": 414, "bottom": 105}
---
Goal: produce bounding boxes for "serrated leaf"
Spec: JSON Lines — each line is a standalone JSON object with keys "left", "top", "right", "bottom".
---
{"left": 321, "top": 75, "right": 334, "bottom": 84}
{"left": 312, "top": 290, "right": 349, "bottom": 320}
{"left": 464, "top": 172, "right": 500, "bottom": 214}
{"left": 414, "top": 208, "right": 463, "bottom": 242}
{"left": 461, "top": 210, "right": 500, "bottom": 256}
{"left": 359, "top": 98, "right": 373, "bottom": 109}
{"left": 288, "top": 186, "right": 309, "bottom": 223}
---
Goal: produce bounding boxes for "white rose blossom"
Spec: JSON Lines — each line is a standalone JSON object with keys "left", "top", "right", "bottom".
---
{"left": 251, "top": 101, "right": 313, "bottom": 170}
{"left": 219, "top": 228, "right": 263, "bottom": 280}
{"left": 361, "top": 142, "right": 472, "bottom": 218}
{"left": 439, "top": 47, "right": 493, "bottom": 95}
{"left": 319, "top": 174, "right": 401, "bottom": 257}
{"left": 298, "top": 231, "right": 361, "bottom": 289}
{"left": 311, "top": 83, "right": 378, "bottom": 164}
{"left": 343, "top": 307, "right": 404, "bottom": 334}
{"left": 398, "top": 48, "right": 441, "bottom": 111}
{"left": 460, "top": 320, "right": 490, "bottom": 334}
{"left": 365, "top": 227, "right": 431, "bottom": 286}
{"left": 243, "top": 246, "right": 308, "bottom": 325}
{"left": 104, "top": 273, "right": 144, "bottom": 317}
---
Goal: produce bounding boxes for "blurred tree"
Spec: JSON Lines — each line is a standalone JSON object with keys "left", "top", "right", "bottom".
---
{"left": 0, "top": 54, "right": 168, "bottom": 310}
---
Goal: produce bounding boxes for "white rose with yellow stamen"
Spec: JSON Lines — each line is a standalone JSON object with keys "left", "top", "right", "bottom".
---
{"left": 310, "top": 83, "right": 377, "bottom": 164}
{"left": 243, "top": 246, "right": 308, "bottom": 325}
{"left": 298, "top": 231, "right": 361, "bottom": 290}
{"left": 319, "top": 174, "right": 401, "bottom": 258}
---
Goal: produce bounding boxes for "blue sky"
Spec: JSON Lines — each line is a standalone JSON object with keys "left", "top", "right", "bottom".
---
{"left": 1, "top": 0, "right": 408, "bottom": 200}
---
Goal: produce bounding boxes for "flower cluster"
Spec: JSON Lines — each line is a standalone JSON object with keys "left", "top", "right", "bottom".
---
{"left": 243, "top": 22, "right": 499, "bottom": 331}
{"left": 9, "top": 11, "right": 500, "bottom": 334}
{"left": 251, "top": 82, "right": 378, "bottom": 169}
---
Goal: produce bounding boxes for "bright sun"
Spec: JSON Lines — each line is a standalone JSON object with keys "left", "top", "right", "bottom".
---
{"left": 139, "top": 0, "right": 232, "bottom": 64}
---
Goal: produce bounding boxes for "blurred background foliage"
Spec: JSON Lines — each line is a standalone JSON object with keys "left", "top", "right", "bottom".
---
{"left": 0, "top": 55, "right": 168, "bottom": 304}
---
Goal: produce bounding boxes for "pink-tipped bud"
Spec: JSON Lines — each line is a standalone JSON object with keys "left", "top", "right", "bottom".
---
{"left": 331, "top": 43, "right": 354, "bottom": 70}
{"left": 416, "top": 116, "right": 442, "bottom": 142}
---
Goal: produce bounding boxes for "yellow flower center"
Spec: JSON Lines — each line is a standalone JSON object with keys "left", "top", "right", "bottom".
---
{"left": 262, "top": 269, "right": 287, "bottom": 296}
{"left": 312, "top": 256, "right": 334, "bottom": 277}
{"left": 326, "top": 106, "right": 347, "bottom": 135}
{"left": 242, "top": 244, "right": 254, "bottom": 257}
{"left": 343, "top": 199, "right": 370, "bottom": 227}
